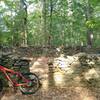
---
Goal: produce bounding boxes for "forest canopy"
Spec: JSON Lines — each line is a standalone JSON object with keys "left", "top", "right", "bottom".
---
{"left": 0, "top": 0, "right": 100, "bottom": 47}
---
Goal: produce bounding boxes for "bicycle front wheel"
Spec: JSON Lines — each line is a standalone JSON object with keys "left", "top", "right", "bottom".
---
{"left": 19, "top": 73, "right": 40, "bottom": 95}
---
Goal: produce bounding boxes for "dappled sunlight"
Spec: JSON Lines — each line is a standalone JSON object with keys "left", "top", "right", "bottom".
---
{"left": 53, "top": 53, "right": 79, "bottom": 74}
{"left": 29, "top": 56, "right": 49, "bottom": 74}
{"left": 87, "top": 60, "right": 95, "bottom": 65}
{"left": 30, "top": 67, "right": 44, "bottom": 73}
{"left": 65, "top": 68, "right": 74, "bottom": 74}
{"left": 75, "top": 87, "right": 82, "bottom": 92}
{"left": 83, "top": 97, "right": 96, "bottom": 100}
{"left": 32, "top": 61, "right": 41, "bottom": 66}
{"left": 41, "top": 80, "right": 49, "bottom": 90}
{"left": 84, "top": 68, "right": 99, "bottom": 80}
{"left": 75, "top": 87, "right": 96, "bottom": 100}
{"left": 80, "top": 91, "right": 96, "bottom": 100}
{"left": 73, "top": 76, "right": 81, "bottom": 83}
{"left": 29, "top": 56, "right": 50, "bottom": 90}
{"left": 54, "top": 72, "right": 65, "bottom": 86}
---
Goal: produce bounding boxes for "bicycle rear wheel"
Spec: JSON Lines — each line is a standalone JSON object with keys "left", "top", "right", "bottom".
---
{"left": 19, "top": 73, "right": 40, "bottom": 95}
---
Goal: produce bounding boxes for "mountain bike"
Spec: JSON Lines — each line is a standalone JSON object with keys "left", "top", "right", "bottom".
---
{"left": 0, "top": 65, "right": 40, "bottom": 95}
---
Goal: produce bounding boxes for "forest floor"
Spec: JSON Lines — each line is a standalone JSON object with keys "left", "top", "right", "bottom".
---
{"left": 0, "top": 47, "right": 100, "bottom": 100}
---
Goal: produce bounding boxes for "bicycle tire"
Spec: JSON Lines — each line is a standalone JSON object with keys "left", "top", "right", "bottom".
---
{"left": 0, "top": 79, "right": 3, "bottom": 92}
{"left": 19, "top": 73, "right": 40, "bottom": 95}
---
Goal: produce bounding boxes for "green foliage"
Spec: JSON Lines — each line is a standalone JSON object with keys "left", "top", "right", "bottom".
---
{"left": 86, "top": 20, "right": 95, "bottom": 28}
{"left": 0, "top": 0, "right": 99, "bottom": 47}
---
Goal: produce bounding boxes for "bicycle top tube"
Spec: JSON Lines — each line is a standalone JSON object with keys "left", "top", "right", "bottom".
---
{"left": 0, "top": 65, "right": 17, "bottom": 74}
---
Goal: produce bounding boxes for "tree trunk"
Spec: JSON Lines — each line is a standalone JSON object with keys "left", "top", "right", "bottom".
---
{"left": 42, "top": 0, "right": 47, "bottom": 46}
{"left": 85, "top": 0, "right": 93, "bottom": 48}
{"left": 67, "top": 0, "right": 73, "bottom": 46}
{"left": 49, "top": 0, "right": 53, "bottom": 47}
{"left": 20, "top": 0, "right": 28, "bottom": 47}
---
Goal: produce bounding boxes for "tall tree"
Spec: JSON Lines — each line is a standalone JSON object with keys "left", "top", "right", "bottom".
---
{"left": 85, "top": 0, "right": 94, "bottom": 48}
{"left": 20, "top": 0, "right": 28, "bottom": 46}
{"left": 48, "top": 0, "right": 53, "bottom": 46}
{"left": 42, "top": 0, "right": 47, "bottom": 46}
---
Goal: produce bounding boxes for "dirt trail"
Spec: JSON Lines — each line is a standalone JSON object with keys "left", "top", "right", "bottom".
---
{"left": 0, "top": 56, "right": 100, "bottom": 100}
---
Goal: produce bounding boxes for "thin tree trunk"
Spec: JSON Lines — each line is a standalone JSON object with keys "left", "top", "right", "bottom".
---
{"left": 20, "top": 0, "right": 28, "bottom": 47}
{"left": 85, "top": 0, "right": 93, "bottom": 48}
{"left": 42, "top": 0, "right": 47, "bottom": 46}
{"left": 49, "top": 0, "right": 53, "bottom": 47}
{"left": 67, "top": 0, "right": 73, "bottom": 47}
